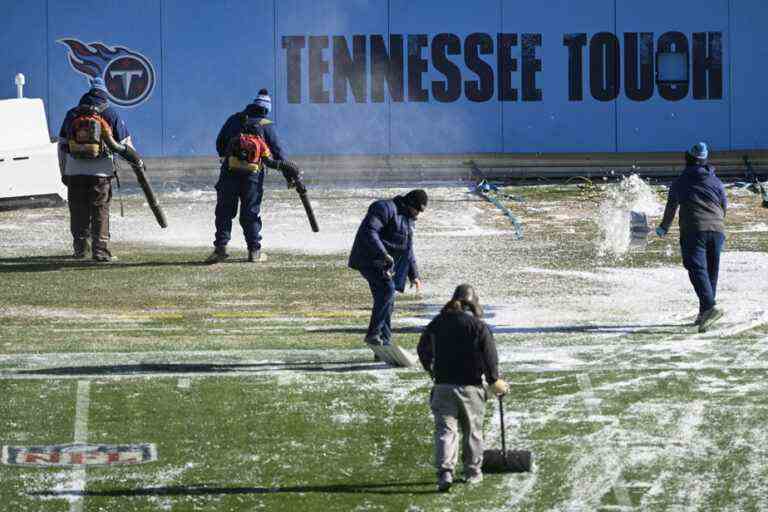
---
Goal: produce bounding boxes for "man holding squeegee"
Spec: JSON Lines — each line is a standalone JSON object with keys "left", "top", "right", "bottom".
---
{"left": 417, "top": 284, "right": 509, "bottom": 493}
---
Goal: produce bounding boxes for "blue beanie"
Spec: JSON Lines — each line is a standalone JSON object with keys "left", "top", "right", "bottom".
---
{"left": 687, "top": 142, "right": 709, "bottom": 161}
{"left": 254, "top": 88, "right": 271, "bottom": 113}
{"left": 89, "top": 76, "right": 107, "bottom": 93}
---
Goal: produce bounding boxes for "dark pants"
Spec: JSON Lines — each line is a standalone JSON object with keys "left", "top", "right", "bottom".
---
{"left": 67, "top": 175, "right": 112, "bottom": 253}
{"left": 213, "top": 169, "right": 265, "bottom": 250}
{"left": 680, "top": 230, "right": 725, "bottom": 314}
{"left": 359, "top": 256, "right": 410, "bottom": 344}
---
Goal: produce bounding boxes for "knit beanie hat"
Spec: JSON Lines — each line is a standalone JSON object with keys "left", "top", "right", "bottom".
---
{"left": 254, "top": 88, "right": 271, "bottom": 114}
{"left": 687, "top": 142, "right": 709, "bottom": 162}
{"left": 403, "top": 189, "right": 428, "bottom": 211}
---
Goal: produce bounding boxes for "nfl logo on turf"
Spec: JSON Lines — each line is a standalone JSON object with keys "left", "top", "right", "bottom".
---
{"left": 1, "top": 443, "right": 157, "bottom": 467}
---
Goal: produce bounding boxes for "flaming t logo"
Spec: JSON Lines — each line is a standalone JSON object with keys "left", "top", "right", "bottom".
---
{"left": 58, "top": 38, "right": 156, "bottom": 108}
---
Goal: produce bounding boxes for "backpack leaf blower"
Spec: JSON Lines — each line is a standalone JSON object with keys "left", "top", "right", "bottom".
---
{"left": 102, "top": 129, "right": 168, "bottom": 228}
{"left": 263, "top": 157, "right": 319, "bottom": 232}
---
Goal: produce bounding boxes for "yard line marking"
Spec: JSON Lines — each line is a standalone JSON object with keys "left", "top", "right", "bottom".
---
{"left": 576, "top": 374, "right": 633, "bottom": 509}
{"left": 177, "top": 378, "right": 191, "bottom": 389}
{"left": 70, "top": 380, "right": 90, "bottom": 512}
{"left": 73, "top": 380, "right": 90, "bottom": 443}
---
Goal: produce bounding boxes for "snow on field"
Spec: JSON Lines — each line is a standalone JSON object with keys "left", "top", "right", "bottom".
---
{"left": 2, "top": 178, "right": 768, "bottom": 511}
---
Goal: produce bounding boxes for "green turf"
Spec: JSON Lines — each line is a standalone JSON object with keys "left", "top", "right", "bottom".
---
{"left": 1, "top": 183, "right": 767, "bottom": 511}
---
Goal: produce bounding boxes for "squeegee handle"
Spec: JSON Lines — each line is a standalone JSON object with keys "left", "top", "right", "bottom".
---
{"left": 498, "top": 395, "right": 507, "bottom": 454}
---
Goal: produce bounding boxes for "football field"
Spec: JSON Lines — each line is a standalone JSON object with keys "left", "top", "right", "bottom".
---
{"left": 1, "top": 179, "right": 767, "bottom": 511}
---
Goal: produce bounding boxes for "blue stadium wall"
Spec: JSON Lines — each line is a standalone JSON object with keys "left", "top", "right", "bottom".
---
{"left": 2, "top": 0, "right": 767, "bottom": 158}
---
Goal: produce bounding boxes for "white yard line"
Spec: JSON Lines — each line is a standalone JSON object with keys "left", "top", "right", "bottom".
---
{"left": 70, "top": 380, "right": 90, "bottom": 512}
{"left": 575, "top": 374, "right": 633, "bottom": 509}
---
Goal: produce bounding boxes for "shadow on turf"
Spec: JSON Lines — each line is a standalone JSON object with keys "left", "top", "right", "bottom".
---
{"left": 490, "top": 323, "right": 686, "bottom": 334}
{"left": 15, "top": 360, "right": 392, "bottom": 377}
{"left": 0, "top": 255, "right": 210, "bottom": 273}
{"left": 29, "top": 480, "right": 438, "bottom": 497}
{"left": 314, "top": 322, "right": 685, "bottom": 336}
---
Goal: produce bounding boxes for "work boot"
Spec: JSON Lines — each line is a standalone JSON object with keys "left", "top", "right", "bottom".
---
{"left": 73, "top": 239, "right": 90, "bottom": 259}
{"left": 92, "top": 248, "right": 113, "bottom": 263}
{"left": 437, "top": 471, "right": 453, "bottom": 493}
{"left": 698, "top": 307, "right": 724, "bottom": 333}
{"left": 205, "top": 246, "right": 229, "bottom": 264}
{"left": 364, "top": 334, "right": 384, "bottom": 346}
{"left": 247, "top": 249, "right": 267, "bottom": 262}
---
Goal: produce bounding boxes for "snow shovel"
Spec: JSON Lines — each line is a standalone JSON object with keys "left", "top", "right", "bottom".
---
{"left": 482, "top": 396, "right": 532, "bottom": 473}
{"left": 629, "top": 210, "right": 651, "bottom": 248}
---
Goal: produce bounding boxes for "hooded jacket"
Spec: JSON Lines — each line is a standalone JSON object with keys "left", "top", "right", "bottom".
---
{"left": 659, "top": 164, "right": 727, "bottom": 235}
{"left": 417, "top": 308, "right": 500, "bottom": 387}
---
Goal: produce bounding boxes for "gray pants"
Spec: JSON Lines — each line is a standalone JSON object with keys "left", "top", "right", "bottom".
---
{"left": 430, "top": 384, "right": 486, "bottom": 477}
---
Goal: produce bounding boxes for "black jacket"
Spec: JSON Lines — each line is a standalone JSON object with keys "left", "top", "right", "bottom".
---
{"left": 417, "top": 309, "right": 500, "bottom": 386}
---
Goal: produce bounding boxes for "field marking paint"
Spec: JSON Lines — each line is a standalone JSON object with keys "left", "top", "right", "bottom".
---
{"left": 576, "top": 374, "right": 633, "bottom": 509}
{"left": 70, "top": 380, "right": 90, "bottom": 512}
{"left": 177, "top": 378, "right": 191, "bottom": 389}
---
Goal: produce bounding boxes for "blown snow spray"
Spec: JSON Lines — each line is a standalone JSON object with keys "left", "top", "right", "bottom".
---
{"left": 597, "top": 174, "right": 662, "bottom": 257}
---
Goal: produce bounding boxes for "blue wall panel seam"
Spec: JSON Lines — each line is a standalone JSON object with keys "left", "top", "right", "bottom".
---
{"left": 728, "top": 0, "right": 733, "bottom": 150}
{"left": 387, "top": 0, "right": 391, "bottom": 156}
{"left": 274, "top": 0, "right": 278, "bottom": 125}
{"left": 160, "top": 0, "right": 165, "bottom": 156}
{"left": 45, "top": 0, "right": 51, "bottom": 133}
{"left": 613, "top": 0, "right": 618, "bottom": 153}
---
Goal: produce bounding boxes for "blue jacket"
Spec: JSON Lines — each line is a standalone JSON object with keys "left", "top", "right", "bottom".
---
{"left": 660, "top": 164, "right": 727, "bottom": 235}
{"left": 348, "top": 196, "right": 419, "bottom": 281}
{"left": 216, "top": 104, "right": 284, "bottom": 168}
{"left": 58, "top": 90, "right": 130, "bottom": 143}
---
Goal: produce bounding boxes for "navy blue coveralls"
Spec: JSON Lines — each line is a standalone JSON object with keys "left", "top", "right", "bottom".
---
{"left": 659, "top": 164, "right": 728, "bottom": 314}
{"left": 213, "top": 104, "right": 285, "bottom": 251}
{"left": 348, "top": 196, "right": 420, "bottom": 344}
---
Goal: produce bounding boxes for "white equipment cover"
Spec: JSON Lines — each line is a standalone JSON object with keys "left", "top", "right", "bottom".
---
{"left": 0, "top": 98, "right": 65, "bottom": 201}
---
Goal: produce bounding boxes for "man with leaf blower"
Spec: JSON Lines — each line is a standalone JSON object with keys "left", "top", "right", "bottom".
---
{"left": 417, "top": 284, "right": 509, "bottom": 493}
{"left": 206, "top": 89, "right": 304, "bottom": 263}
{"left": 58, "top": 77, "right": 139, "bottom": 262}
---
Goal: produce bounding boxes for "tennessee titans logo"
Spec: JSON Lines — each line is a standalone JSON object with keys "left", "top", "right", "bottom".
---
{"left": 58, "top": 38, "right": 156, "bottom": 108}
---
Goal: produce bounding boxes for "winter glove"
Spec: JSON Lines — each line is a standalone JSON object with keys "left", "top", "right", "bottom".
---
{"left": 371, "top": 253, "right": 394, "bottom": 280}
{"left": 490, "top": 379, "right": 509, "bottom": 396}
{"left": 655, "top": 227, "right": 667, "bottom": 237}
